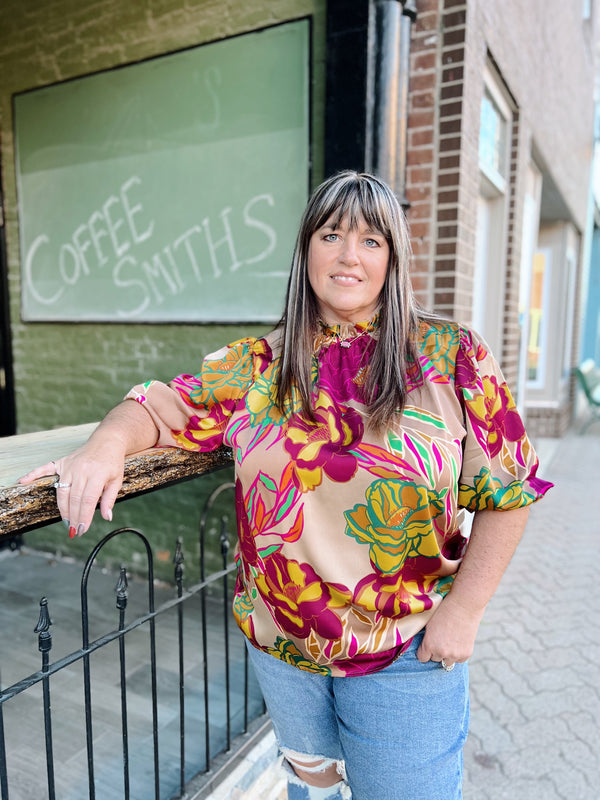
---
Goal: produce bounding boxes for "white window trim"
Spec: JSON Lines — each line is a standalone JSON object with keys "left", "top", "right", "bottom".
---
{"left": 473, "top": 62, "right": 515, "bottom": 358}
{"left": 561, "top": 248, "right": 577, "bottom": 383}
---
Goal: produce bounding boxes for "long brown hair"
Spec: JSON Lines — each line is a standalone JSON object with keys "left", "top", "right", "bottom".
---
{"left": 276, "top": 171, "right": 429, "bottom": 428}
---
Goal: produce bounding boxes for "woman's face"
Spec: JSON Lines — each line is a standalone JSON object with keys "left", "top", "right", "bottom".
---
{"left": 307, "top": 215, "right": 389, "bottom": 325}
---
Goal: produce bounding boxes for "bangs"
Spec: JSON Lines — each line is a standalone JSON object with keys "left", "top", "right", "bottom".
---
{"left": 310, "top": 177, "right": 393, "bottom": 239}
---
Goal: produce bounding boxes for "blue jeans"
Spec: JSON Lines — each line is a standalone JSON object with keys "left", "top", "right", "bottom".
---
{"left": 246, "top": 632, "right": 469, "bottom": 800}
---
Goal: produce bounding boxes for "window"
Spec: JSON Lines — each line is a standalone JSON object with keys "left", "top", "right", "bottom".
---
{"left": 526, "top": 249, "right": 551, "bottom": 386}
{"left": 479, "top": 89, "right": 509, "bottom": 188}
{"left": 583, "top": 0, "right": 592, "bottom": 20}
{"left": 516, "top": 164, "right": 542, "bottom": 411}
{"left": 472, "top": 64, "right": 514, "bottom": 358}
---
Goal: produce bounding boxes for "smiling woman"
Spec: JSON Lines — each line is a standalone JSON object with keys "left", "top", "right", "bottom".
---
{"left": 19, "top": 171, "right": 552, "bottom": 800}
{"left": 307, "top": 218, "right": 389, "bottom": 324}
{"left": 276, "top": 171, "right": 418, "bottom": 430}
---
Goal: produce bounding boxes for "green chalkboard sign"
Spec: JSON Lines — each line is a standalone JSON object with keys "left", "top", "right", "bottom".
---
{"left": 14, "top": 20, "right": 310, "bottom": 322}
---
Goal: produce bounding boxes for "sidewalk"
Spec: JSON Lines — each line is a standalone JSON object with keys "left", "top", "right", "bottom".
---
{"left": 206, "top": 428, "right": 600, "bottom": 800}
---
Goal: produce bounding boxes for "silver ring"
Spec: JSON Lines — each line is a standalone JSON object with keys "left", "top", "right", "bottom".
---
{"left": 441, "top": 659, "right": 455, "bottom": 672}
{"left": 52, "top": 481, "right": 72, "bottom": 489}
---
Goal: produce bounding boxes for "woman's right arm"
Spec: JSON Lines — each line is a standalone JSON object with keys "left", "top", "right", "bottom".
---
{"left": 19, "top": 339, "right": 261, "bottom": 537}
{"left": 19, "top": 399, "right": 159, "bottom": 538}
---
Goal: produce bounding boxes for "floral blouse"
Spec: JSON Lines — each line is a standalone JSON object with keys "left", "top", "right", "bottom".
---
{"left": 127, "top": 318, "right": 552, "bottom": 677}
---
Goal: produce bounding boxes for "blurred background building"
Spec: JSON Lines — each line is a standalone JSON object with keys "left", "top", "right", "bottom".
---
{"left": 1, "top": 0, "right": 598, "bottom": 444}
{"left": 398, "top": 0, "right": 599, "bottom": 438}
{"left": 0, "top": 2, "right": 598, "bottom": 797}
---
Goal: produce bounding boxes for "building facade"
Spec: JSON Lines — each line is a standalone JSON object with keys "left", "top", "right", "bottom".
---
{"left": 0, "top": 0, "right": 597, "bottom": 441}
{"left": 0, "top": 0, "right": 328, "bottom": 442}
{"left": 403, "top": 0, "right": 597, "bottom": 436}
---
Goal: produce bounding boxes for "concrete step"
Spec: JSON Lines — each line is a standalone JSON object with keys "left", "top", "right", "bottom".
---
{"left": 204, "top": 730, "right": 286, "bottom": 800}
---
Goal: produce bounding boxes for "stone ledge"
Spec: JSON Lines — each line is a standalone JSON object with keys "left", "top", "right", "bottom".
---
{"left": 0, "top": 423, "right": 233, "bottom": 537}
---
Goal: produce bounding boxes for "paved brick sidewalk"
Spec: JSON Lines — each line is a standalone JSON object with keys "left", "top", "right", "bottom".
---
{"left": 462, "top": 430, "right": 600, "bottom": 800}
{"left": 210, "top": 429, "right": 599, "bottom": 799}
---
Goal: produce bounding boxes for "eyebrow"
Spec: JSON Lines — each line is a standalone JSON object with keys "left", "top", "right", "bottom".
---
{"left": 320, "top": 222, "right": 383, "bottom": 236}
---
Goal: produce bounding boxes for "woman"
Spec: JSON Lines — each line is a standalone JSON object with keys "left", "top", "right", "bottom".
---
{"left": 21, "top": 171, "right": 552, "bottom": 800}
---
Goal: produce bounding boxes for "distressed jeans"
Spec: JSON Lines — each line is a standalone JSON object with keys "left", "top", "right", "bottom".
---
{"left": 246, "top": 631, "right": 469, "bottom": 800}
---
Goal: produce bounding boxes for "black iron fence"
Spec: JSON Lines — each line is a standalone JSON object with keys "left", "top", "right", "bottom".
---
{"left": 0, "top": 479, "right": 268, "bottom": 800}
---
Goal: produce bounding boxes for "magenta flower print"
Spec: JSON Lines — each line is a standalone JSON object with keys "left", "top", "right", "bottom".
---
{"left": 171, "top": 401, "right": 235, "bottom": 451}
{"left": 454, "top": 341, "right": 480, "bottom": 393}
{"left": 284, "top": 390, "right": 363, "bottom": 492}
{"left": 317, "top": 335, "right": 376, "bottom": 403}
{"left": 254, "top": 552, "right": 352, "bottom": 640}
{"left": 465, "top": 375, "right": 525, "bottom": 458}
{"left": 353, "top": 561, "right": 442, "bottom": 620}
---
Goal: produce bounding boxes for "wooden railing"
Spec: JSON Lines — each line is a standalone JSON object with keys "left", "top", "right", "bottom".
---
{"left": 0, "top": 423, "right": 233, "bottom": 536}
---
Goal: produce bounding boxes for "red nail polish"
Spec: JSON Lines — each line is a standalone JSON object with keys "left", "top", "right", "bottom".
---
{"left": 69, "top": 526, "right": 77, "bottom": 539}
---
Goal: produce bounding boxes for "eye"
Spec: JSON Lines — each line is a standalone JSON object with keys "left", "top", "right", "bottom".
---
{"left": 323, "top": 232, "right": 339, "bottom": 242}
{"left": 364, "top": 238, "right": 380, "bottom": 248}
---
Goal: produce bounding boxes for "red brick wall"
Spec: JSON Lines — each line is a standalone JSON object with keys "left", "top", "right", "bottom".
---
{"left": 406, "top": 0, "right": 441, "bottom": 309}
{"left": 406, "top": 0, "right": 472, "bottom": 322}
{"left": 404, "top": 0, "right": 596, "bottom": 435}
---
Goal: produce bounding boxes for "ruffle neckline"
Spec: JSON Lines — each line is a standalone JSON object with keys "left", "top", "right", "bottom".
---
{"left": 314, "top": 313, "right": 380, "bottom": 353}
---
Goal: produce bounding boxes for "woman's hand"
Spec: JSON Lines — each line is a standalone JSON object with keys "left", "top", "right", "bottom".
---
{"left": 416, "top": 594, "right": 483, "bottom": 667}
{"left": 19, "top": 438, "right": 127, "bottom": 538}
{"left": 18, "top": 400, "right": 159, "bottom": 538}
{"left": 417, "top": 506, "right": 531, "bottom": 669}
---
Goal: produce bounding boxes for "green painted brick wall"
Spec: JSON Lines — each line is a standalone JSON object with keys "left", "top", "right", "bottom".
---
{"left": 1, "top": 0, "right": 326, "bottom": 579}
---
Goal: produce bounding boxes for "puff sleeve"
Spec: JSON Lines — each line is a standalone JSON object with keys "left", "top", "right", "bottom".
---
{"left": 455, "top": 327, "right": 553, "bottom": 511}
{"left": 125, "top": 337, "right": 273, "bottom": 452}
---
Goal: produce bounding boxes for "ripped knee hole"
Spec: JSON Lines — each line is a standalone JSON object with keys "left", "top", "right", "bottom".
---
{"left": 279, "top": 751, "right": 352, "bottom": 799}
{"left": 283, "top": 749, "right": 341, "bottom": 774}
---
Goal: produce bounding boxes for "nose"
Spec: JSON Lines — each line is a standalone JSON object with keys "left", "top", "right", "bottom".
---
{"left": 339, "top": 234, "right": 360, "bottom": 265}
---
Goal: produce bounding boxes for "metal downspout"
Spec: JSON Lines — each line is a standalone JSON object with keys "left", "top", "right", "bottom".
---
{"left": 369, "top": 0, "right": 417, "bottom": 206}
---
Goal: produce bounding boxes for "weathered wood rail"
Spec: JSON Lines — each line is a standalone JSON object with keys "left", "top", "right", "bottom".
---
{"left": 0, "top": 423, "right": 233, "bottom": 536}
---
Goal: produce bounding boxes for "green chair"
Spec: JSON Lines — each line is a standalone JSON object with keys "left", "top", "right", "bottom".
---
{"left": 573, "top": 359, "right": 600, "bottom": 434}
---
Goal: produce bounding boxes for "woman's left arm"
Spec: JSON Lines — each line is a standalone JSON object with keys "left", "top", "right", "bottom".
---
{"left": 416, "top": 505, "right": 530, "bottom": 665}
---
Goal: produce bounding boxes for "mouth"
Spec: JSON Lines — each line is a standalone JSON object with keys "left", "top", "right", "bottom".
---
{"left": 330, "top": 274, "right": 361, "bottom": 284}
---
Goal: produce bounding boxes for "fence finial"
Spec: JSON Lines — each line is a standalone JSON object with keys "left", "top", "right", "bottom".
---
{"left": 174, "top": 538, "right": 184, "bottom": 588}
{"left": 34, "top": 597, "right": 53, "bottom": 653}
{"left": 115, "top": 566, "right": 129, "bottom": 611}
